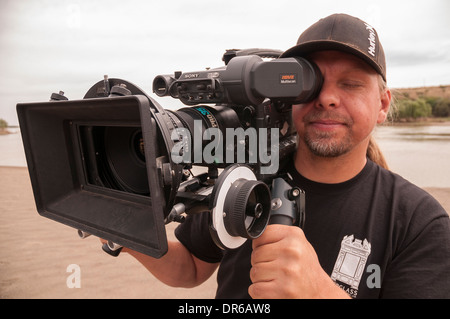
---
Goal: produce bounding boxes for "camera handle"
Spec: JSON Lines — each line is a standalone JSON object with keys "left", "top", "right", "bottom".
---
{"left": 98, "top": 175, "right": 305, "bottom": 257}
{"left": 102, "top": 241, "right": 123, "bottom": 257}
{"left": 269, "top": 177, "right": 305, "bottom": 228}
{"left": 76, "top": 229, "right": 124, "bottom": 257}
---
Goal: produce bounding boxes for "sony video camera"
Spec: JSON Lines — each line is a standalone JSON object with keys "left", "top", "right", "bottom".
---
{"left": 17, "top": 49, "right": 322, "bottom": 257}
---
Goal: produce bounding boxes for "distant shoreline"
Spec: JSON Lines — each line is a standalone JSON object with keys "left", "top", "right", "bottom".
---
{"left": 0, "top": 126, "right": 20, "bottom": 135}
{"left": 2, "top": 118, "right": 450, "bottom": 132}
{"left": 0, "top": 129, "right": 12, "bottom": 135}
{"left": 381, "top": 118, "right": 450, "bottom": 126}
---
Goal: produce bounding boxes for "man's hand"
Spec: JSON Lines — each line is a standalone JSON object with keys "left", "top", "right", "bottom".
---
{"left": 249, "top": 224, "right": 350, "bottom": 299}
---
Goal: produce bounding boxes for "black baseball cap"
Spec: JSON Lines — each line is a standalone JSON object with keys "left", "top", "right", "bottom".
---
{"left": 281, "top": 14, "right": 386, "bottom": 81}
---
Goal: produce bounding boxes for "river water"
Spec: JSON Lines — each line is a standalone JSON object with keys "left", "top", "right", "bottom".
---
{"left": 373, "top": 123, "right": 450, "bottom": 188}
{"left": 1, "top": 124, "right": 450, "bottom": 188}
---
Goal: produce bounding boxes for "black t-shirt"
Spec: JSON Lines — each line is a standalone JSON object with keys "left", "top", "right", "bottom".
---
{"left": 175, "top": 159, "right": 450, "bottom": 298}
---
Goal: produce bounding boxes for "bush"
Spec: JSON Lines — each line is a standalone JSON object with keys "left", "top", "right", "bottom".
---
{"left": 432, "top": 98, "right": 450, "bottom": 117}
{"left": 0, "top": 118, "right": 8, "bottom": 129}
{"left": 396, "top": 98, "right": 432, "bottom": 119}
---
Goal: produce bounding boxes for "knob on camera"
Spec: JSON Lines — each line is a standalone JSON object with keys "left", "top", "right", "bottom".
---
{"left": 223, "top": 179, "right": 271, "bottom": 239}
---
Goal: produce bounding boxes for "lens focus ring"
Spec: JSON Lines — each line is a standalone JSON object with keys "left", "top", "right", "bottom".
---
{"left": 223, "top": 179, "right": 270, "bottom": 239}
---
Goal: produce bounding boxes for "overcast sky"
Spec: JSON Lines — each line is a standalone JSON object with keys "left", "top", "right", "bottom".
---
{"left": 1, "top": 0, "right": 449, "bottom": 125}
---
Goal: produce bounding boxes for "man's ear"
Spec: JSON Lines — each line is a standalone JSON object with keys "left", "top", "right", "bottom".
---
{"left": 377, "top": 88, "right": 391, "bottom": 124}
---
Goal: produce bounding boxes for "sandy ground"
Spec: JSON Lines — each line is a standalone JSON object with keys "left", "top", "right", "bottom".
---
{"left": 0, "top": 166, "right": 217, "bottom": 299}
{"left": 1, "top": 166, "right": 449, "bottom": 299}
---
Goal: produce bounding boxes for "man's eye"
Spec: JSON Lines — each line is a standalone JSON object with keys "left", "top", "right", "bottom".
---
{"left": 342, "top": 81, "right": 364, "bottom": 89}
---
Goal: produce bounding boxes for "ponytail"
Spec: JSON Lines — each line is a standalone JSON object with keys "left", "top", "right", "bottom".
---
{"left": 367, "top": 136, "right": 389, "bottom": 170}
{"left": 367, "top": 76, "right": 391, "bottom": 170}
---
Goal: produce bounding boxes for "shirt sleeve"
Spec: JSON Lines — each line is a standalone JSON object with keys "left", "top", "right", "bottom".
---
{"left": 380, "top": 192, "right": 450, "bottom": 298}
{"left": 175, "top": 211, "right": 224, "bottom": 264}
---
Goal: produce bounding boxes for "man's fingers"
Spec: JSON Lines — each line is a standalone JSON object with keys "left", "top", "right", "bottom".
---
{"left": 252, "top": 224, "right": 290, "bottom": 249}
{"left": 248, "top": 281, "right": 278, "bottom": 299}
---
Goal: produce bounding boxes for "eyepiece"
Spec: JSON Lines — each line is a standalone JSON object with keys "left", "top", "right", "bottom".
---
{"left": 153, "top": 75, "right": 176, "bottom": 97}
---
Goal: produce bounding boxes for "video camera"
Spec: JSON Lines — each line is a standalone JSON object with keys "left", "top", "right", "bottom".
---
{"left": 17, "top": 49, "right": 322, "bottom": 257}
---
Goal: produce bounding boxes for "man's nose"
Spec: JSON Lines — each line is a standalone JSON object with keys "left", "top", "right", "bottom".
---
{"left": 314, "top": 81, "right": 340, "bottom": 109}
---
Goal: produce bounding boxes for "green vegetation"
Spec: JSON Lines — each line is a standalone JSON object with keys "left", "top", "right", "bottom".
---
{"left": 395, "top": 98, "right": 432, "bottom": 119}
{"left": 0, "top": 118, "right": 9, "bottom": 134}
{"left": 391, "top": 89, "right": 450, "bottom": 122}
{"left": 0, "top": 118, "right": 8, "bottom": 129}
{"left": 0, "top": 118, "right": 16, "bottom": 135}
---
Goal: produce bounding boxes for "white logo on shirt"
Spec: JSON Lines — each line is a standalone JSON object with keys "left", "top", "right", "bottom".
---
{"left": 331, "top": 235, "right": 371, "bottom": 298}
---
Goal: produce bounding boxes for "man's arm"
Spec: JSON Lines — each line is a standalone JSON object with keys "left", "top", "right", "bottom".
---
{"left": 107, "top": 239, "right": 219, "bottom": 288}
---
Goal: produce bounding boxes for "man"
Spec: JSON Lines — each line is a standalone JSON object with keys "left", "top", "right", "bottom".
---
{"left": 121, "top": 14, "right": 450, "bottom": 298}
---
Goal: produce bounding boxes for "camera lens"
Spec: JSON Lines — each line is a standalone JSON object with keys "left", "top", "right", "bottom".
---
{"left": 169, "top": 105, "right": 241, "bottom": 165}
{"left": 102, "top": 126, "right": 150, "bottom": 195}
{"left": 131, "top": 130, "right": 146, "bottom": 164}
{"left": 79, "top": 125, "right": 151, "bottom": 195}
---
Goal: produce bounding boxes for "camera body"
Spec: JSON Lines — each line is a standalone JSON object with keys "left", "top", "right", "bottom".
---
{"left": 17, "top": 49, "right": 321, "bottom": 257}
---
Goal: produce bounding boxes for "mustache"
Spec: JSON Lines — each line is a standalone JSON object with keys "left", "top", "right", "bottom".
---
{"left": 302, "top": 111, "right": 353, "bottom": 126}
